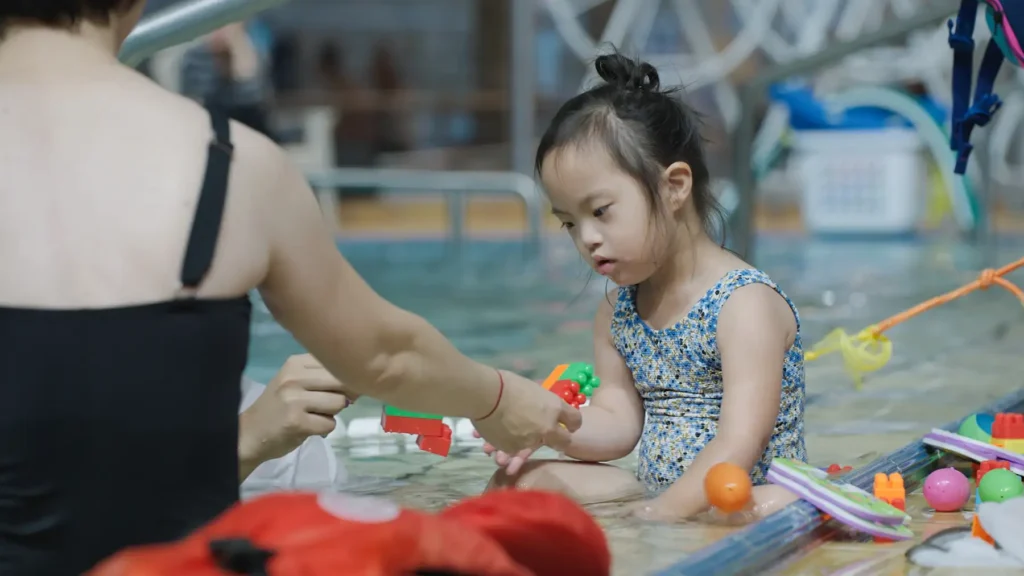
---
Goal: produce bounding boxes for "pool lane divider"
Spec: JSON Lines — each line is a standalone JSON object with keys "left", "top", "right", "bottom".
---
{"left": 654, "top": 387, "right": 1024, "bottom": 576}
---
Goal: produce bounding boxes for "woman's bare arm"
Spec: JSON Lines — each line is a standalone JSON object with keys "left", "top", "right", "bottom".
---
{"left": 247, "top": 134, "right": 500, "bottom": 419}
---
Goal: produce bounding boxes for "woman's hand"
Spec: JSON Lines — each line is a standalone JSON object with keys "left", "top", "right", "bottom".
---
{"left": 239, "top": 354, "right": 355, "bottom": 468}
{"left": 471, "top": 370, "right": 582, "bottom": 455}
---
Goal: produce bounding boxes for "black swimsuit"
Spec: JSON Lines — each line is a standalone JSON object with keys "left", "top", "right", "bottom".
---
{"left": 0, "top": 108, "right": 250, "bottom": 574}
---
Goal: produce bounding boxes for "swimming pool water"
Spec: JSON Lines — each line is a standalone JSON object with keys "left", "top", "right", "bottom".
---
{"left": 245, "top": 234, "right": 1024, "bottom": 574}
{"left": 247, "top": 235, "right": 1019, "bottom": 381}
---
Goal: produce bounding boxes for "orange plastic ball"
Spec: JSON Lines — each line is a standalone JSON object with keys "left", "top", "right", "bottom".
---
{"left": 704, "top": 463, "right": 752, "bottom": 513}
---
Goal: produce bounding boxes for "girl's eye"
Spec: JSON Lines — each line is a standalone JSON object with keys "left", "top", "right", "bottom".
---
{"left": 593, "top": 205, "right": 611, "bottom": 218}
{"left": 560, "top": 221, "right": 575, "bottom": 230}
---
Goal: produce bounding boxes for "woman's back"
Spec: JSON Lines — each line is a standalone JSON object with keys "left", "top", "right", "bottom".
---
{"left": 0, "top": 16, "right": 583, "bottom": 574}
{"left": 0, "top": 31, "right": 270, "bottom": 308}
{"left": 0, "top": 29, "right": 274, "bottom": 574}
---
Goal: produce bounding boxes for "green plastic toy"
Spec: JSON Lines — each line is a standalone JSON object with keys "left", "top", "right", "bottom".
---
{"left": 978, "top": 468, "right": 1024, "bottom": 503}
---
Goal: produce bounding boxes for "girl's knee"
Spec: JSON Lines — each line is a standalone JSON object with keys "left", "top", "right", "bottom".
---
{"left": 485, "top": 460, "right": 570, "bottom": 493}
{"left": 486, "top": 461, "right": 644, "bottom": 505}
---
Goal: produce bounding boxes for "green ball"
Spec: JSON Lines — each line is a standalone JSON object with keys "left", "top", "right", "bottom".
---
{"left": 958, "top": 414, "right": 993, "bottom": 442}
{"left": 591, "top": 376, "right": 601, "bottom": 389}
{"left": 581, "top": 385, "right": 593, "bottom": 397}
{"left": 978, "top": 469, "right": 1024, "bottom": 503}
{"left": 582, "top": 364, "right": 594, "bottom": 377}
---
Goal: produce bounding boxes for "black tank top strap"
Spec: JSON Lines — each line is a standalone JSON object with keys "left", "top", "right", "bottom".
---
{"left": 179, "top": 107, "right": 234, "bottom": 294}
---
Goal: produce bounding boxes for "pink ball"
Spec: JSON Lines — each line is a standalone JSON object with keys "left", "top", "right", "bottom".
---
{"left": 923, "top": 467, "right": 971, "bottom": 512}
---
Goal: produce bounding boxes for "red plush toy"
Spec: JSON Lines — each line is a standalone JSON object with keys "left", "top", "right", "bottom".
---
{"left": 88, "top": 489, "right": 611, "bottom": 576}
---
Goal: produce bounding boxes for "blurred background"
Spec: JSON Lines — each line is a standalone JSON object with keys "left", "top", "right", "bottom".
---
{"left": 136, "top": 0, "right": 1024, "bottom": 255}
{"left": 132, "top": 0, "right": 1024, "bottom": 427}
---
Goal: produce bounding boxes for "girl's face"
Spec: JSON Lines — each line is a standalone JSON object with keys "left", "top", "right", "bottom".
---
{"left": 541, "top": 145, "right": 673, "bottom": 286}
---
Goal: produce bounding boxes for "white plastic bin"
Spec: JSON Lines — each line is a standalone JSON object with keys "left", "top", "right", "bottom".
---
{"left": 791, "top": 128, "right": 925, "bottom": 235}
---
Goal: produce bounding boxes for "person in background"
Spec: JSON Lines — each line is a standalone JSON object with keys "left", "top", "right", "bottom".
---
{"left": 368, "top": 42, "right": 409, "bottom": 162}
{"left": 180, "top": 21, "right": 275, "bottom": 139}
{"left": 316, "top": 42, "right": 378, "bottom": 199}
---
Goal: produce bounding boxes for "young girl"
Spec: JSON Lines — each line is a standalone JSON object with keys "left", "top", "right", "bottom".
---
{"left": 484, "top": 53, "right": 806, "bottom": 522}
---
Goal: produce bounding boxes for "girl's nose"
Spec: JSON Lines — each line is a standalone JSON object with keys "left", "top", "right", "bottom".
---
{"left": 579, "top": 223, "right": 602, "bottom": 251}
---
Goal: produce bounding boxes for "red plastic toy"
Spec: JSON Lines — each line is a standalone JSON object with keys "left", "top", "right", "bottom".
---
{"left": 380, "top": 406, "right": 452, "bottom": 457}
{"left": 991, "top": 413, "right": 1024, "bottom": 452}
{"left": 826, "top": 463, "right": 853, "bottom": 475}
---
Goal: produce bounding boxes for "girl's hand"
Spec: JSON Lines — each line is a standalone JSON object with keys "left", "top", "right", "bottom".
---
{"left": 474, "top": 430, "right": 536, "bottom": 475}
{"left": 471, "top": 370, "right": 581, "bottom": 455}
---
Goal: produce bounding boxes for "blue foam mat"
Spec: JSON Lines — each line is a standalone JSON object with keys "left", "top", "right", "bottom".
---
{"left": 655, "top": 388, "right": 1024, "bottom": 576}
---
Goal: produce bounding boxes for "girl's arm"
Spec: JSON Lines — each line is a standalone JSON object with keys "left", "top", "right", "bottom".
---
{"left": 641, "top": 283, "right": 797, "bottom": 520}
{"left": 562, "top": 293, "right": 646, "bottom": 462}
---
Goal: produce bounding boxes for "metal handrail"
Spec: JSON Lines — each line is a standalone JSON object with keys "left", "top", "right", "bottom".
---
{"left": 307, "top": 168, "right": 545, "bottom": 258}
{"left": 119, "top": 0, "right": 292, "bottom": 67}
{"left": 729, "top": 0, "right": 960, "bottom": 263}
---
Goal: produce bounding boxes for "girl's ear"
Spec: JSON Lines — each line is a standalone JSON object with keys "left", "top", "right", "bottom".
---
{"left": 661, "top": 161, "right": 693, "bottom": 212}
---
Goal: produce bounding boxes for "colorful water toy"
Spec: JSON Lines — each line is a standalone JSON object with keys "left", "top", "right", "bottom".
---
{"left": 380, "top": 405, "right": 452, "bottom": 457}
{"left": 991, "top": 413, "right": 1024, "bottom": 452}
{"left": 383, "top": 363, "right": 601, "bottom": 456}
{"left": 922, "top": 468, "right": 971, "bottom": 512}
{"left": 825, "top": 463, "right": 853, "bottom": 476}
{"left": 972, "top": 461, "right": 1023, "bottom": 545}
{"left": 766, "top": 459, "right": 913, "bottom": 541}
{"left": 958, "top": 413, "right": 994, "bottom": 443}
{"left": 541, "top": 362, "right": 600, "bottom": 409}
{"left": 978, "top": 468, "right": 1024, "bottom": 503}
{"left": 922, "top": 424, "right": 1024, "bottom": 476}
{"left": 872, "top": 472, "right": 907, "bottom": 543}
{"left": 704, "top": 462, "right": 752, "bottom": 514}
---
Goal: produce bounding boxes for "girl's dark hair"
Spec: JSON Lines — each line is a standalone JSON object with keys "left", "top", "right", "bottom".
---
{"left": 535, "top": 50, "right": 726, "bottom": 242}
{"left": 0, "top": 0, "right": 141, "bottom": 34}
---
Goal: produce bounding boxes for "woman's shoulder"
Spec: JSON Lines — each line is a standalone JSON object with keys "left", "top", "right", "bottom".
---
{"left": 135, "top": 73, "right": 290, "bottom": 195}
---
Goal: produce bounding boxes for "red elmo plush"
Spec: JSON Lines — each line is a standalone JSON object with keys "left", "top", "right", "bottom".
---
{"left": 88, "top": 489, "right": 611, "bottom": 576}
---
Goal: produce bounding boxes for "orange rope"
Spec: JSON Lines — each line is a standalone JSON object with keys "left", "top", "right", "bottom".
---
{"left": 805, "top": 256, "right": 1024, "bottom": 388}
{"left": 869, "top": 257, "right": 1024, "bottom": 337}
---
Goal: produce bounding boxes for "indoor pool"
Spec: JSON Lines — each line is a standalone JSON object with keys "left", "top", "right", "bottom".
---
{"left": 245, "top": 234, "right": 1024, "bottom": 575}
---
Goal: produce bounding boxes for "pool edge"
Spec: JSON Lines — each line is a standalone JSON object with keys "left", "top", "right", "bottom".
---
{"left": 654, "top": 387, "right": 1024, "bottom": 576}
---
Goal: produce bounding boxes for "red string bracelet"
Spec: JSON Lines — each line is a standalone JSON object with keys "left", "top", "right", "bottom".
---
{"left": 476, "top": 369, "right": 505, "bottom": 421}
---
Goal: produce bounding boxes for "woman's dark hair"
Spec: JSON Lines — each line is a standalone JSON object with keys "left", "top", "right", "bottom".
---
{"left": 0, "top": 0, "right": 140, "bottom": 33}
{"left": 535, "top": 50, "right": 726, "bottom": 242}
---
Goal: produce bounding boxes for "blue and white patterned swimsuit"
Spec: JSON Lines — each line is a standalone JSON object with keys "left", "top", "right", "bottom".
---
{"left": 610, "top": 268, "right": 807, "bottom": 493}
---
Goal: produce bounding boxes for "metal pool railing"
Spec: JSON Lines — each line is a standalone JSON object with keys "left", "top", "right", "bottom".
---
{"left": 656, "top": 387, "right": 1024, "bottom": 576}
{"left": 119, "top": 0, "right": 293, "bottom": 67}
{"left": 307, "top": 168, "right": 546, "bottom": 261}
